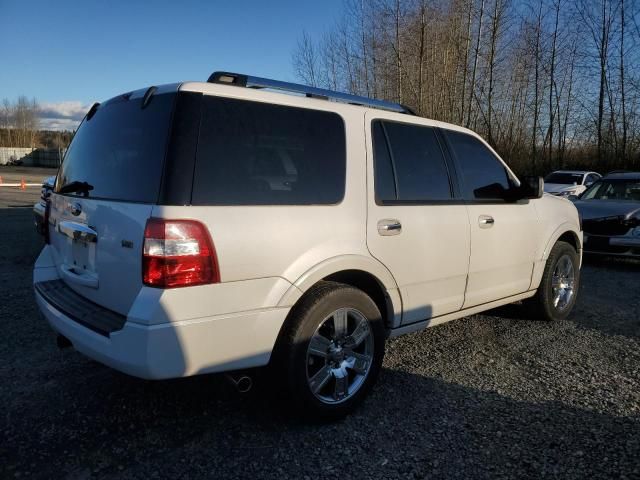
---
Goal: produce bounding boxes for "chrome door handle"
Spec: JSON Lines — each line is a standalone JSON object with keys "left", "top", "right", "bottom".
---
{"left": 377, "top": 219, "right": 402, "bottom": 236}
{"left": 478, "top": 215, "right": 495, "bottom": 228}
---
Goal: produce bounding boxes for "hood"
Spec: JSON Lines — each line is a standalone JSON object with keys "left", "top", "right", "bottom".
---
{"left": 544, "top": 183, "right": 580, "bottom": 194}
{"left": 574, "top": 199, "right": 640, "bottom": 220}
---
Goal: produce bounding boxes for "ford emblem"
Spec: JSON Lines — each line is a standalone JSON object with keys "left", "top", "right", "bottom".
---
{"left": 70, "top": 202, "right": 82, "bottom": 216}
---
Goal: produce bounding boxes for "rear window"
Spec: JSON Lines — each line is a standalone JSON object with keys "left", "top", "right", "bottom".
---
{"left": 191, "top": 96, "right": 346, "bottom": 205}
{"left": 55, "top": 93, "right": 176, "bottom": 203}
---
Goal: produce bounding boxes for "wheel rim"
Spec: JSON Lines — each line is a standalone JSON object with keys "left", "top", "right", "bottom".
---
{"left": 551, "top": 254, "right": 576, "bottom": 311}
{"left": 305, "top": 307, "right": 374, "bottom": 404}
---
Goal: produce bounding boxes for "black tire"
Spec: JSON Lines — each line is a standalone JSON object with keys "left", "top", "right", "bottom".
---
{"left": 276, "top": 281, "right": 385, "bottom": 420}
{"left": 527, "top": 240, "right": 580, "bottom": 321}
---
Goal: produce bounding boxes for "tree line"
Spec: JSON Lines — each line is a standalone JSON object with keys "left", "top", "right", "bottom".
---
{"left": 0, "top": 97, "right": 74, "bottom": 150}
{"left": 292, "top": 0, "right": 640, "bottom": 175}
{"left": 0, "top": 96, "right": 40, "bottom": 148}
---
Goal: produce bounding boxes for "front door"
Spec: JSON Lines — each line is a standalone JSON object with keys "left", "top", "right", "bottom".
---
{"left": 441, "top": 129, "right": 537, "bottom": 308}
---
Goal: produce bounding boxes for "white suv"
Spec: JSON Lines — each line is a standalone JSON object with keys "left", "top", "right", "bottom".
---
{"left": 34, "top": 72, "right": 582, "bottom": 418}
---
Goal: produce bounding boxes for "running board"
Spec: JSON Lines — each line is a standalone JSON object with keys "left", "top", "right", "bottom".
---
{"left": 387, "top": 290, "right": 537, "bottom": 338}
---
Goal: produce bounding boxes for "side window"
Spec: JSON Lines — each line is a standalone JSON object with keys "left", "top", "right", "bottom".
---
{"left": 372, "top": 121, "right": 396, "bottom": 202}
{"left": 444, "top": 130, "right": 509, "bottom": 200}
{"left": 585, "top": 173, "right": 599, "bottom": 185}
{"left": 192, "top": 96, "right": 346, "bottom": 205}
{"left": 372, "top": 120, "right": 452, "bottom": 202}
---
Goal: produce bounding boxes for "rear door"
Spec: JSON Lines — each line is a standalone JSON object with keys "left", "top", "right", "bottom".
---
{"left": 441, "top": 129, "right": 537, "bottom": 308}
{"left": 365, "top": 115, "right": 470, "bottom": 325}
{"left": 47, "top": 90, "right": 177, "bottom": 315}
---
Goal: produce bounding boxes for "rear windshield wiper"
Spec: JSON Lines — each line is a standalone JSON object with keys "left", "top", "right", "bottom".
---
{"left": 58, "top": 181, "right": 94, "bottom": 196}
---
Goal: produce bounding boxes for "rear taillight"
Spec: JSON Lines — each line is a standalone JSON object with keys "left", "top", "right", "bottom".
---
{"left": 43, "top": 200, "right": 51, "bottom": 244}
{"left": 142, "top": 218, "right": 220, "bottom": 288}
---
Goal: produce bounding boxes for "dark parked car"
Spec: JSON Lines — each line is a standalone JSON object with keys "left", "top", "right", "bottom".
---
{"left": 572, "top": 172, "right": 640, "bottom": 257}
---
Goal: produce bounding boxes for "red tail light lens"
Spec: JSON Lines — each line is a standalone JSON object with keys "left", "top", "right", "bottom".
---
{"left": 142, "top": 218, "right": 220, "bottom": 288}
{"left": 43, "top": 200, "right": 51, "bottom": 244}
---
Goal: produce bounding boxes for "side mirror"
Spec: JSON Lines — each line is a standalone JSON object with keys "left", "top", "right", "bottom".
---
{"left": 518, "top": 176, "right": 544, "bottom": 199}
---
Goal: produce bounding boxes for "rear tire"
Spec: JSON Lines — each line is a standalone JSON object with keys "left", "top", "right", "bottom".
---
{"left": 527, "top": 240, "right": 580, "bottom": 321}
{"left": 276, "top": 281, "right": 385, "bottom": 420}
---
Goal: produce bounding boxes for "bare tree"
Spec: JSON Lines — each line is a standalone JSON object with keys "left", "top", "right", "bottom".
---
{"left": 1, "top": 96, "right": 39, "bottom": 148}
{"left": 291, "top": 0, "right": 640, "bottom": 173}
{"left": 292, "top": 31, "right": 319, "bottom": 87}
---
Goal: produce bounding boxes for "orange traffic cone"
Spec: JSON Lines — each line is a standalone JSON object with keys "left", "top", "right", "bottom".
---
{"left": 20, "top": 178, "right": 26, "bottom": 190}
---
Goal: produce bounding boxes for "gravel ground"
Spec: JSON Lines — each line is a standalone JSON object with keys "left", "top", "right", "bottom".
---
{"left": 1, "top": 193, "right": 639, "bottom": 479}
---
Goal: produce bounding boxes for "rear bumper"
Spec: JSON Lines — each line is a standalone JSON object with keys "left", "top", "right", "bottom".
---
{"left": 33, "top": 245, "right": 291, "bottom": 380}
{"left": 36, "top": 289, "right": 289, "bottom": 379}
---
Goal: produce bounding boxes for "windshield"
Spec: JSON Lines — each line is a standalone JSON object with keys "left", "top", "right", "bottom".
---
{"left": 544, "top": 172, "right": 583, "bottom": 185}
{"left": 55, "top": 92, "right": 176, "bottom": 203}
{"left": 581, "top": 179, "right": 640, "bottom": 201}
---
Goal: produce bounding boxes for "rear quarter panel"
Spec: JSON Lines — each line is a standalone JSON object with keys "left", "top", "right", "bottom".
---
{"left": 149, "top": 92, "right": 376, "bottom": 322}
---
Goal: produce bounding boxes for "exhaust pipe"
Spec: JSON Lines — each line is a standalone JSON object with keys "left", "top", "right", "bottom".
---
{"left": 224, "top": 372, "right": 253, "bottom": 393}
{"left": 56, "top": 334, "right": 72, "bottom": 349}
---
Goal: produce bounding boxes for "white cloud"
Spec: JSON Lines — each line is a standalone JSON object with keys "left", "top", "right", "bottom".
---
{"left": 38, "top": 101, "right": 93, "bottom": 131}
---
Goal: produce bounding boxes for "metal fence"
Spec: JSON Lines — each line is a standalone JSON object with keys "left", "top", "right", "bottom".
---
{"left": 0, "top": 147, "right": 65, "bottom": 167}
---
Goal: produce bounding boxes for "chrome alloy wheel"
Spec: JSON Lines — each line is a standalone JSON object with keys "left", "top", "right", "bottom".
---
{"left": 305, "top": 308, "right": 374, "bottom": 404}
{"left": 551, "top": 254, "right": 576, "bottom": 311}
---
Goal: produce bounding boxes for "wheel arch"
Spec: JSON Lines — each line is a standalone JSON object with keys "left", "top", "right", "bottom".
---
{"left": 277, "top": 255, "right": 402, "bottom": 330}
{"left": 531, "top": 223, "right": 583, "bottom": 290}
{"left": 542, "top": 224, "right": 583, "bottom": 261}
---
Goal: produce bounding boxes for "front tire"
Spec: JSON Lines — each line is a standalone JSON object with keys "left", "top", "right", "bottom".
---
{"left": 277, "top": 281, "right": 385, "bottom": 420}
{"left": 528, "top": 240, "right": 580, "bottom": 321}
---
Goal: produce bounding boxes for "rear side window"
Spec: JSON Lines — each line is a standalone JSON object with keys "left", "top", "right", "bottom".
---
{"left": 444, "top": 130, "right": 509, "bottom": 200}
{"left": 192, "top": 96, "right": 346, "bottom": 205}
{"left": 372, "top": 121, "right": 396, "bottom": 201}
{"left": 372, "top": 120, "right": 452, "bottom": 202}
{"left": 56, "top": 93, "right": 176, "bottom": 203}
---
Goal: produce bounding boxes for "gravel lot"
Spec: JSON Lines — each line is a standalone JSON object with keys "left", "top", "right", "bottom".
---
{"left": 1, "top": 181, "right": 639, "bottom": 479}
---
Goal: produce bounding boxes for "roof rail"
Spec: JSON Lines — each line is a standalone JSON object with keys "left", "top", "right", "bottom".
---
{"left": 207, "top": 71, "right": 415, "bottom": 115}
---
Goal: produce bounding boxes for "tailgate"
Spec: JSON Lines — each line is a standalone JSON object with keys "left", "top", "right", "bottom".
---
{"left": 48, "top": 194, "right": 152, "bottom": 316}
{"left": 45, "top": 87, "right": 178, "bottom": 316}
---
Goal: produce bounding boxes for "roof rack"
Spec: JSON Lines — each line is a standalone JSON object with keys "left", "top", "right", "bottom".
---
{"left": 207, "top": 71, "right": 415, "bottom": 115}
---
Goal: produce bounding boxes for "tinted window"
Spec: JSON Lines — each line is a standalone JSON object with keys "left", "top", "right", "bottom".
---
{"left": 373, "top": 120, "right": 451, "bottom": 202}
{"left": 445, "top": 130, "right": 509, "bottom": 200}
{"left": 56, "top": 93, "right": 175, "bottom": 203}
{"left": 372, "top": 121, "right": 396, "bottom": 202}
{"left": 192, "top": 97, "right": 345, "bottom": 205}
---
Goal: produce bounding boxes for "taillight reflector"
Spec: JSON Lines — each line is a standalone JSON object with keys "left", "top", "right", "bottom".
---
{"left": 142, "top": 218, "right": 220, "bottom": 288}
{"left": 43, "top": 200, "right": 51, "bottom": 244}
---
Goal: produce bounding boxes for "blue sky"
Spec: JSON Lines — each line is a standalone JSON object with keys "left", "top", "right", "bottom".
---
{"left": 0, "top": 0, "right": 342, "bottom": 129}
